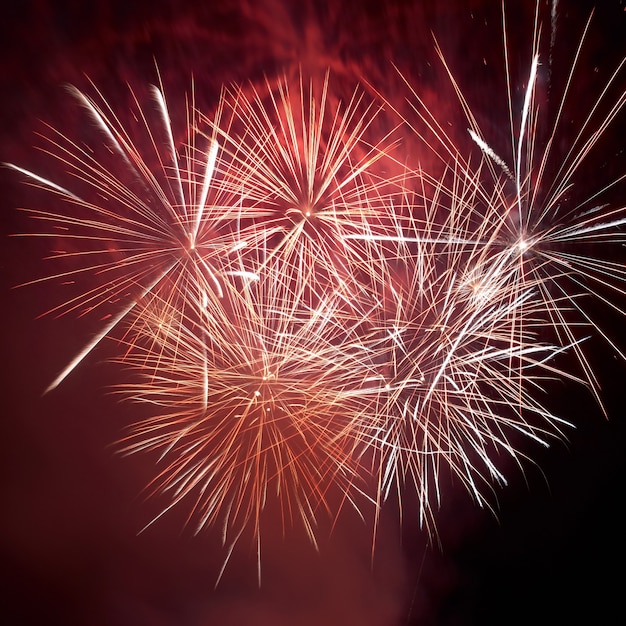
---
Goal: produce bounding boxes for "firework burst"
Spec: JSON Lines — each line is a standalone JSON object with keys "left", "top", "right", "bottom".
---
{"left": 115, "top": 244, "right": 376, "bottom": 582}
{"left": 391, "top": 3, "right": 626, "bottom": 413}
{"left": 345, "top": 179, "right": 574, "bottom": 539}
{"left": 6, "top": 0, "right": 625, "bottom": 579}
{"left": 199, "top": 71, "right": 406, "bottom": 306}
{"left": 7, "top": 70, "right": 400, "bottom": 575}
{"left": 7, "top": 76, "right": 263, "bottom": 392}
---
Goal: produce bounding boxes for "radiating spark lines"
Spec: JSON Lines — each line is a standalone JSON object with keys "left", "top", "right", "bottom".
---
{"left": 200, "top": 72, "right": 405, "bottom": 304}
{"left": 8, "top": 78, "right": 258, "bottom": 390}
{"left": 389, "top": 4, "right": 626, "bottom": 413}
{"left": 114, "top": 247, "right": 373, "bottom": 582}
{"left": 346, "top": 183, "right": 575, "bottom": 538}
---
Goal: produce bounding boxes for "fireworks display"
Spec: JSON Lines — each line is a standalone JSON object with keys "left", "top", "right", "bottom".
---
{"left": 2, "top": 0, "right": 625, "bottom": 623}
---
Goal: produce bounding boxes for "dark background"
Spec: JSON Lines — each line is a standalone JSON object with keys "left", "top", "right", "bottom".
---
{"left": 1, "top": 1, "right": 625, "bottom": 624}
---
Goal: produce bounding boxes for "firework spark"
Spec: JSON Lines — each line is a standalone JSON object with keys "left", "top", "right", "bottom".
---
{"left": 199, "top": 71, "right": 406, "bottom": 305}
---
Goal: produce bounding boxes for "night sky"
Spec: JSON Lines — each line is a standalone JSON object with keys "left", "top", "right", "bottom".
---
{"left": 1, "top": 1, "right": 625, "bottom": 624}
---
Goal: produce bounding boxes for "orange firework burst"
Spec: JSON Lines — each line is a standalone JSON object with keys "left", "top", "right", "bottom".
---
{"left": 115, "top": 246, "right": 375, "bottom": 582}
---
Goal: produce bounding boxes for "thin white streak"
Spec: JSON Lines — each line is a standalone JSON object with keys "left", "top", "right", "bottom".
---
{"left": 5, "top": 164, "right": 81, "bottom": 201}
{"left": 193, "top": 140, "right": 219, "bottom": 247}
{"left": 44, "top": 261, "right": 176, "bottom": 394}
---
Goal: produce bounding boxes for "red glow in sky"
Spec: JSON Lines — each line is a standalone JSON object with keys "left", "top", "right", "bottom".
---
{"left": 1, "top": 2, "right": 625, "bottom": 625}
